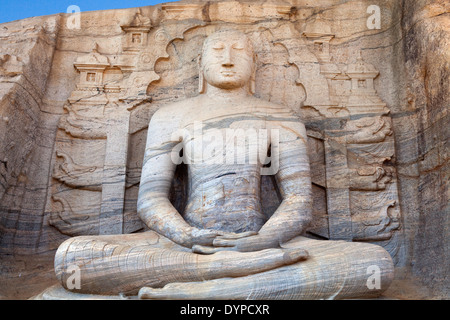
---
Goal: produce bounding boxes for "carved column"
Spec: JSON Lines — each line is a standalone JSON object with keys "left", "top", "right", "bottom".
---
{"left": 98, "top": 102, "right": 130, "bottom": 234}
{"left": 50, "top": 46, "right": 132, "bottom": 235}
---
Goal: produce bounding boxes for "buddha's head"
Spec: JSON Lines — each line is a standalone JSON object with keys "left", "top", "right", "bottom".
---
{"left": 199, "top": 29, "right": 256, "bottom": 94}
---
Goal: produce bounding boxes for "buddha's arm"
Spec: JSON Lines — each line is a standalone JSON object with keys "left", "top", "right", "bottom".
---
{"left": 257, "top": 121, "right": 313, "bottom": 244}
{"left": 137, "top": 109, "right": 224, "bottom": 248}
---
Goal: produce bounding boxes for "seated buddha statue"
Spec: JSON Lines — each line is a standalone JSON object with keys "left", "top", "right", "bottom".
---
{"left": 53, "top": 29, "right": 394, "bottom": 300}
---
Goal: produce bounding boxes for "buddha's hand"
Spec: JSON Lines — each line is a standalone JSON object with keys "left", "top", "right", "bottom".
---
{"left": 182, "top": 227, "right": 251, "bottom": 247}
{"left": 192, "top": 233, "right": 279, "bottom": 254}
{"left": 181, "top": 227, "right": 223, "bottom": 248}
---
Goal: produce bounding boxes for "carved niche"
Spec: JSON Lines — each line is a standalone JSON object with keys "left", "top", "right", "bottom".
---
{"left": 46, "top": 4, "right": 403, "bottom": 263}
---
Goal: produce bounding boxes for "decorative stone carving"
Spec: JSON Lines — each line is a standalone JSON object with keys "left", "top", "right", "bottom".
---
{"left": 58, "top": 104, "right": 108, "bottom": 139}
{"left": 121, "top": 9, "right": 152, "bottom": 53}
{"left": 351, "top": 199, "right": 400, "bottom": 242}
{"left": 49, "top": 192, "right": 102, "bottom": 236}
{"left": 0, "top": 54, "right": 22, "bottom": 77}
{"left": 349, "top": 166, "right": 394, "bottom": 191}
{"left": 290, "top": 45, "right": 403, "bottom": 262}
{"left": 73, "top": 44, "right": 110, "bottom": 91}
{"left": 46, "top": 29, "right": 395, "bottom": 300}
{"left": 52, "top": 151, "right": 101, "bottom": 191}
{"left": 49, "top": 195, "right": 89, "bottom": 234}
{"left": 345, "top": 116, "right": 393, "bottom": 144}
{"left": 51, "top": 52, "right": 131, "bottom": 235}
{"left": 345, "top": 51, "right": 390, "bottom": 115}
{"left": 303, "top": 15, "right": 335, "bottom": 64}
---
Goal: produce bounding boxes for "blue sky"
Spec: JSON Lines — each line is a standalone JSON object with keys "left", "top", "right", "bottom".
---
{"left": 0, "top": 1, "right": 169, "bottom": 24}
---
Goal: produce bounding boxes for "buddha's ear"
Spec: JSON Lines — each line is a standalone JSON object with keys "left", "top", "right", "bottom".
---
{"left": 197, "top": 54, "right": 206, "bottom": 94}
{"left": 249, "top": 53, "right": 257, "bottom": 95}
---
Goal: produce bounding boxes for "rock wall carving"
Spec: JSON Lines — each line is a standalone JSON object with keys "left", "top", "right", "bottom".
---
{"left": 45, "top": 4, "right": 404, "bottom": 265}
{"left": 0, "top": 0, "right": 447, "bottom": 299}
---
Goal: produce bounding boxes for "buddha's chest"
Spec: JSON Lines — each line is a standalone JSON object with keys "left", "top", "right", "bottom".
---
{"left": 180, "top": 116, "right": 271, "bottom": 166}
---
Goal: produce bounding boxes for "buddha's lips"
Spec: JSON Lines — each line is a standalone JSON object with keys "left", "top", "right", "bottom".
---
{"left": 221, "top": 71, "right": 236, "bottom": 76}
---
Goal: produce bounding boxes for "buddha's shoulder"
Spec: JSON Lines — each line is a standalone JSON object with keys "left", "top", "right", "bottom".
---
{"left": 152, "top": 96, "right": 201, "bottom": 120}
{"left": 249, "top": 96, "right": 302, "bottom": 118}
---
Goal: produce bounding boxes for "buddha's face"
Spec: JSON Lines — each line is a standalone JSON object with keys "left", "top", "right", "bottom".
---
{"left": 201, "top": 30, "right": 255, "bottom": 90}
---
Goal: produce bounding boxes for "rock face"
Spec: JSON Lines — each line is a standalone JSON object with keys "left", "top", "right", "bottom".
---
{"left": 0, "top": 0, "right": 448, "bottom": 299}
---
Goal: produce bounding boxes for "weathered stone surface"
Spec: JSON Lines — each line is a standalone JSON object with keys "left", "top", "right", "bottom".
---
{"left": 46, "top": 28, "right": 394, "bottom": 300}
{"left": 0, "top": 0, "right": 448, "bottom": 299}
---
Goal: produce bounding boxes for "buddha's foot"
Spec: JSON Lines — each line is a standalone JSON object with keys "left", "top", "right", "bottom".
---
{"left": 139, "top": 247, "right": 307, "bottom": 300}
{"left": 139, "top": 281, "right": 223, "bottom": 300}
{"left": 196, "top": 247, "right": 308, "bottom": 279}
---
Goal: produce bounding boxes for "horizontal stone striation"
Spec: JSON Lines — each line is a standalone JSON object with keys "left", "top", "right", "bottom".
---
{"left": 0, "top": 0, "right": 448, "bottom": 299}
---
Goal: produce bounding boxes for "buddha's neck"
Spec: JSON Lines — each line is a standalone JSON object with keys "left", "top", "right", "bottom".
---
{"left": 205, "top": 84, "right": 250, "bottom": 102}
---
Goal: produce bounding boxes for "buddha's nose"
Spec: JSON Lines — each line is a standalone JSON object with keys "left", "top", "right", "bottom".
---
{"left": 222, "top": 48, "right": 234, "bottom": 67}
